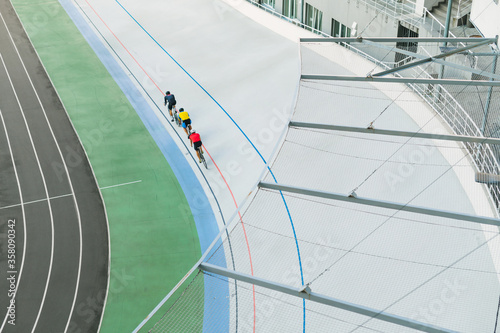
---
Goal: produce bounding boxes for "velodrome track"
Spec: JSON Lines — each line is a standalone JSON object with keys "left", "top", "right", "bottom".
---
{"left": 4, "top": 0, "right": 500, "bottom": 332}
{"left": 8, "top": 0, "right": 217, "bottom": 331}
{"left": 0, "top": 0, "right": 108, "bottom": 331}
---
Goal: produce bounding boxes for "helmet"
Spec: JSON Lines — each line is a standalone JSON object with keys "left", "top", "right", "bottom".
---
{"left": 166, "top": 91, "right": 170, "bottom": 95}
{"left": 179, "top": 108, "right": 184, "bottom": 112}
{"left": 191, "top": 129, "right": 196, "bottom": 133}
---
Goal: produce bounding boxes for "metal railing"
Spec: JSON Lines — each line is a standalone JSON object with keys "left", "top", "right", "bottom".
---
{"left": 423, "top": 8, "right": 450, "bottom": 37}
{"left": 245, "top": 0, "right": 328, "bottom": 36}
{"left": 340, "top": 42, "right": 500, "bottom": 213}
{"left": 420, "top": 0, "right": 472, "bottom": 32}
{"left": 341, "top": 3, "right": 500, "bottom": 214}
{"left": 422, "top": 8, "right": 468, "bottom": 46}
{"left": 456, "top": 0, "right": 473, "bottom": 19}
{"left": 247, "top": 0, "right": 420, "bottom": 34}
{"left": 358, "top": 0, "right": 420, "bottom": 23}
{"left": 246, "top": 0, "right": 500, "bottom": 215}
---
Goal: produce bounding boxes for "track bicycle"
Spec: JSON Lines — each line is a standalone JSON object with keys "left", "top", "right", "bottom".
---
{"left": 182, "top": 120, "right": 192, "bottom": 137}
{"left": 198, "top": 148, "right": 207, "bottom": 169}
{"left": 173, "top": 107, "right": 182, "bottom": 127}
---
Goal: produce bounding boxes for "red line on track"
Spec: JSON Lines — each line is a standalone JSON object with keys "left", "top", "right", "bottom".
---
{"left": 82, "top": 1, "right": 256, "bottom": 330}
{"left": 203, "top": 144, "right": 256, "bottom": 331}
{"left": 84, "top": 0, "right": 164, "bottom": 95}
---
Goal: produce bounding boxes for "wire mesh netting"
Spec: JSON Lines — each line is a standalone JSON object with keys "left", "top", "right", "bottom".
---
{"left": 149, "top": 208, "right": 499, "bottom": 333}
{"left": 149, "top": 269, "right": 447, "bottom": 333}
{"left": 299, "top": 40, "right": 500, "bottom": 132}
{"left": 300, "top": 40, "right": 500, "bottom": 216}
{"left": 205, "top": 188, "right": 500, "bottom": 332}
{"left": 265, "top": 127, "right": 485, "bottom": 208}
{"left": 148, "top": 31, "right": 500, "bottom": 333}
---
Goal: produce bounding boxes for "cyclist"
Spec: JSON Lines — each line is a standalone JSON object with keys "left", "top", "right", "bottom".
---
{"left": 163, "top": 91, "right": 177, "bottom": 122}
{"left": 188, "top": 130, "right": 203, "bottom": 163}
{"left": 178, "top": 108, "right": 192, "bottom": 137}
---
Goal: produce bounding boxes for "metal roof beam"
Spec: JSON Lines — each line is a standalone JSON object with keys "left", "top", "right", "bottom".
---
{"left": 372, "top": 39, "right": 494, "bottom": 77}
{"left": 200, "top": 263, "right": 457, "bottom": 333}
{"left": 258, "top": 182, "right": 500, "bottom": 227}
{"left": 360, "top": 40, "right": 500, "bottom": 81}
{"left": 476, "top": 172, "right": 500, "bottom": 184}
{"left": 301, "top": 74, "right": 500, "bottom": 87}
{"left": 288, "top": 122, "right": 500, "bottom": 145}
{"left": 300, "top": 37, "right": 497, "bottom": 43}
{"left": 469, "top": 52, "right": 500, "bottom": 56}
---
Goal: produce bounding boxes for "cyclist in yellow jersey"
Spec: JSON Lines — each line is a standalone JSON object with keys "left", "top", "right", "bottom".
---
{"left": 178, "top": 108, "right": 192, "bottom": 137}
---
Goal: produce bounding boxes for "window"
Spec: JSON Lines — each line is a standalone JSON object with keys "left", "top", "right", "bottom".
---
{"left": 283, "top": 0, "right": 297, "bottom": 19}
{"left": 331, "top": 19, "right": 351, "bottom": 37}
{"left": 304, "top": 3, "right": 323, "bottom": 32}
{"left": 261, "top": 0, "right": 275, "bottom": 8}
{"left": 395, "top": 23, "right": 418, "bottom": 66}
{"left": 345, "top": 27, "right": 351, "bottom": 37}
{"left": 331, "top": 19, "right": 340, "bottom": 37}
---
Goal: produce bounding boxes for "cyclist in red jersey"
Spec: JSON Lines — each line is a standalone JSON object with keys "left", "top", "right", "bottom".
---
{"left": 188, "top": 130, "right": 203, "bottom": 163}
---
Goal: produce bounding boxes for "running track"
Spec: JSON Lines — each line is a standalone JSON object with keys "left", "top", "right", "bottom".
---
{"left": 0, "top": 0, "right": 108, "bottom": 332}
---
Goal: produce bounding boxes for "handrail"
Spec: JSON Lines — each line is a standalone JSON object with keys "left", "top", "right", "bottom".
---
{"left": 360, "top": 0, "right": 418, "bottom": 16}
{"left": 330, "top": 42, "right": 500, "bottom": 214}
{"left": 423, "top": 8, "right": 467, "bottom": 48}
{"left": 245, "top": 0, "right": 330, "bottom": 37}
{"left": 456, "top": 0, "right": 473, "bottom": 18}
{"left": 247, "top": 0, "right": 500, "bottom": 215}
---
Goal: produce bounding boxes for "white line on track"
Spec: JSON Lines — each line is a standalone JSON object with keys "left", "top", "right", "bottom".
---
{"left": 0, "top": 50, "right": 55, "bottom": 333}
{"left": 100, "top": 180, "right": 142, "bottom": 190}
{"left": 0, "top": 12, "right": 84, "bottom": 333}
{"left": 0, "top": 194, "right": 74, "bottom": 211}
{"left": 0, "top": 102, "right": 27, "bottom": 332}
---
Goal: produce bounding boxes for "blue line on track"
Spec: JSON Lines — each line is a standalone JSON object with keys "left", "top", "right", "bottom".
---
{"left": 113, "top": 0, "right": 306, "bottom": 330}
{"left": 61, "top": 0, "right": 220, "bottom": 252}
{"left": 60, "top": 1, "right": 231, "bottom": 332}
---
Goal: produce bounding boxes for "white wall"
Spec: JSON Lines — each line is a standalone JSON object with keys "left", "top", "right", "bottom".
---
{"left": 423, "top": 0, "right": 443, "bottom": 11}
{"left": 302, "top": 0, "right": 399, "bottom": 38}
{"left": 295, "top": 0, "right": 401, "bottom": 62}
{"left": 471, "top": 0, "right": 500, "bottom": 37}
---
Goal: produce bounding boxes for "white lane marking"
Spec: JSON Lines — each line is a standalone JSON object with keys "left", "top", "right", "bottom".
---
{"left": 0, "top": 102, "right": 27, "bottom": 333}
{"left": 0, "top": 194, "right": 73, "bottom": 211}
{"left": 0, "top": 51, "right": 55, "bottom": 333}
{"left": 0, "top": 12, "right": 84, "bottom": 333}
{"left": 100, "top": 180, "right": 142, "bottom": 190}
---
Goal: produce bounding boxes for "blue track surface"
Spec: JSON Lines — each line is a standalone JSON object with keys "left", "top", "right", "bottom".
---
{"left": 60, "top": 0, "right": 230, "bottom": 331}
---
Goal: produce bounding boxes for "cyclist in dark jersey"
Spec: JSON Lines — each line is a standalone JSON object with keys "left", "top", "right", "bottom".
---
{"left": 163, "top": 91, "right": 176, "bottom": 122}
{"left": 188, "top": 130, "right": 203, "bottom": 163}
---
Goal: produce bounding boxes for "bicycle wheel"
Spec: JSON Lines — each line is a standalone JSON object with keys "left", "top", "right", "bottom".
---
{"left": 201, "top": 153, "right": 208, "bottom": 169}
